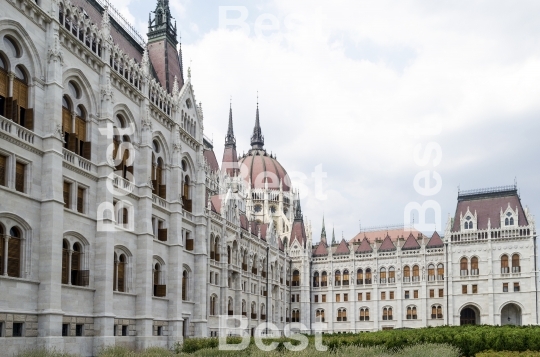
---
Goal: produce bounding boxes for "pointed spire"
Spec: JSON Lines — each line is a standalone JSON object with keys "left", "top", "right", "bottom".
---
{"left": 251, "top": 95, "right": 264, "bottom": 150}
{"left": 294, "top": 193, "right": 302, "bottom": 221}
{"left": 321, "top": 215, "right": 326, "bottom": 239}
{"left": 225, "top": 100, "right": 236, "bottom": 147}
{"left": 332, "top": 226, "right": 336, "bottom": 245}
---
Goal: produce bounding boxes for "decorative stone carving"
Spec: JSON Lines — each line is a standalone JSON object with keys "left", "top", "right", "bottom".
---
{"left": 48, "top": 28, "right": 64, "bottom": 65}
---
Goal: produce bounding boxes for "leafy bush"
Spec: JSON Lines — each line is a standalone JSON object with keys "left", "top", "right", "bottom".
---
{"left": 477, "top": 352, "right": 540, "bottom": 357}
{"left": 15, "top": 350, "right": 80, "bottom": 357}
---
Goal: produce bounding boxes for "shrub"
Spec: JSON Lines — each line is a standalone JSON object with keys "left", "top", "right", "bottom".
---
{"left": 15, "top": 349, "right": 80, "bottom": 357}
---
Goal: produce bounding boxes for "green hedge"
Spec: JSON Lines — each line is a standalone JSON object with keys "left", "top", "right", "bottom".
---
{"left": 477, "top": 352, "right": 540, "bottom": 357}
{"left": 179, "top": 326, "right": 540, "bottom": 357}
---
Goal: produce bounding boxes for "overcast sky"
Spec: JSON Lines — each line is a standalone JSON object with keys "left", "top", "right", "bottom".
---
{"left": 116, "top": 0, "right": 540, "bottom": 242}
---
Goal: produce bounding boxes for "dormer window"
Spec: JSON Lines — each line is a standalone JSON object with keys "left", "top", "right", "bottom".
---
{"left": 505, "top": 212, "right": 514, "bottom": 226}
{"left": 464, "top": 216, "right": 473, "bottom": 230}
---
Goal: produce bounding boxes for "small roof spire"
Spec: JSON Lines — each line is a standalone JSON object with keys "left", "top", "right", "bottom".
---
{"left": 225, "top": 100, "right": 236, "bottom": 147}
{"left": 321, "top": 215, "right": 326, "bottom": 238}
{"left": 294, "top": 192, "right": 302, "bottom": 221}
{"left": 332, "top": 225, "right": 336, "bottom": 245}
{"left": 251, "top": 93, "right": 264, "bottom": 150}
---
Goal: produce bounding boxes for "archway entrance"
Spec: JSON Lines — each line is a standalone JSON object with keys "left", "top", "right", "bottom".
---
{"left": 460, "top": 307, "right": 478, "bottom": 325}
{"left": 501, "top": 303, "right": 522, "bottom": 326}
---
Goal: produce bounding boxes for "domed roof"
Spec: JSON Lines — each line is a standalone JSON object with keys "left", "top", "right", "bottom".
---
{"left": 239, "top": 150, "right": 290, "bottom": 191}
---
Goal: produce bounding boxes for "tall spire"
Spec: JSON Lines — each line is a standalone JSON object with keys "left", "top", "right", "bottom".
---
{"left": 294, "top": 192, "right": 302, "bottom": 221}
{"left": 321, "top": 215, "right": 326, "bottom": 239}
{"left": 250, "top": 96, "right": 264, "bottom": 150}
{"left": 225, "top": 101, "right": 236, "bottom": 147}
{"left": 332, "top": 226, "right": 336, "bottom": 245}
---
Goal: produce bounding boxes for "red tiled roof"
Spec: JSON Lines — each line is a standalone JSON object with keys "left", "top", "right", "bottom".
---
{"left": 349, "top": 227, "right": 422, "bottom": 244}
{"left": 355, "top": 237, "right": 373, "bottom": 253}
{"left": 378, "top": 235, "right": 396, "bottom": 251}
{"left": 401, "top": 233, "right": 421, "bottom": 250}
{"left": 239, "top": 213, "right": 249, "bottom": 231}
{"left": 221, "top": 146, "right": 238, "bottom": 176}
{"left": 204, "top": 149, "right": 220, "bottom": 172}
{"left": 426, "top": 231, "right": 444, "bottom": 248}
{"left": 290, "top": 220, "right": 306, "bottom": 247}
{"left": 313, "top": 241, "right": 328, "bottom": 256}
{"left": 239, "top": 151, "right": 290, "bottom": 191}
{"left": 452, "top": 190, "right": 528, "bottom": 232}
{"left": 334, "top": 239, "right": 350, "bottom": 255}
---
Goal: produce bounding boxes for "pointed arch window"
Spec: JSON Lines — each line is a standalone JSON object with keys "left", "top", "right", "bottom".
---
{"left": 337, "top": 308, "right": 347, "bottom": 322}
{"left": 62, "top": 81, "right": 90, "bottom": 159}
{"left": 343, "top": 269, "right": 349, "bottom": 285}
{"left": 359, "top": 307, "right": 369, "bottom": 321}
{"left": 512, "top": 254, "right": 520, "bottom": 273}
{"left": 365, "top": 268, "right": 372, "bottom": 284}
{"left": 412, "top": 265, "right": 420, "bottom": 282}
{"left": 315, "top": 308, "right": 325, "bottom": 322}
{"left": 437, "top": 264, "right": 444, "bottom": 280}
{"left": 334, "top": 270, "right": 341, "bottom": 286}
{"left": 357, "top": 268, "right": 363, "bottom": 285}
{"left": 153, "top": 262, "right": 166, "bottom": 297}
{"left": 379, "top": 267, "right": 387, "bottom": 284}
{"left": 403, "top": 266, "right": 411, "bottom": 282}
{"left": 182, "top": 175, "right": 192, "bottom": 212}
{"left": 210, "top": 295, "right": 217, "bottom": 316}
{"left": 228, "top": 298, "right": 234, "bottom": 316}
{"left": 460, "top": 257, "right": 469, "bottom": 276}
{"left": 406, "top": 306, "right": 417, "bottom": 320}
{"left": 471, "top": 257, "right": 479, "bottom": 276}
{"left": 321, "top": 271, "right": 328, "bottom": 287}
{"left": 292, "top": 309, "right": 300, "bottom": 323}
{"left": 428, "top": 264, "right": 435, "bottom": 281}
{"left": 0, "top": 54, "right": 8, "bottom": 119}
{"left": 292, "top": 270, "right": 300, "bottom": 286}
{"left": 182, "top": 270, "right": 188, "bottom": 301}
{"left": 431, "top": 305, "right": 443, "bottom": 319}
{"left": 501, "top": 254, "right": 509, "bottom": 274}
{"left": 5, "top": 62, "right": 33, "bottom": 130}
{"left": 383, "top": 307, "right": 393, "bottom": 320}
{"left": 313, "top": 271, "right": 319, "bottom": 287}
{"left": 388, "top": 267, "right": 395, "bottom": 283}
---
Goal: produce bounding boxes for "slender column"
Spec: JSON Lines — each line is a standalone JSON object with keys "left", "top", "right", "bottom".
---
{"left": 67, "top": 250, "right": 72, "bottom": 285}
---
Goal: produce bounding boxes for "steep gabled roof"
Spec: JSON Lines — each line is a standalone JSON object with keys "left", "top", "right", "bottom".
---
{"left": 334, "top": 239, "right": 350, "bottom": 255}
{"left": 355, "top": 237, "right": 373, "bottom": 253}
{"left": 239, "top": 213, "right": 249, "bottom": 231}
{"left": 426, "top": 231, "right": 444, "bottom": 248}
{"left": 313, "top": 241, "right": 329, "bottom": 256}
{"left": 290, "top": 220, "right": 307, "bottom": 247}
{"left": 204, "top": 149, "right": 220, "bottom": 172}
{"left": 401, "top": 233, "right": 421, "bottom": 250}
{"left": 378, "top": 235, "right": 396, "bottom": 252}
{"left": 210, "top": 195, "right": 222, "bottom": 214}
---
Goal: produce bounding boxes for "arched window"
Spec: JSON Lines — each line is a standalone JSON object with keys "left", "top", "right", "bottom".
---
{"left": 242, "top": 300, "right": 247, "bottom": 316}
{"left": 260, "top": 303, "right": 266, "bottom": 320}
{"left": 62, "top": 80, "right": 90, "bottom": 159}
{"left": 510, "top": 217, "right": 514, "bottom": 225}
{"left": 359, "top": 307, "right": 369, "bottom": 321}
{"left": 334, "top": 270, "right": 341, "bottom": 286}
{"left": 431, "top": 305, "right": 443, "bottom": 319}
{"left": 357, "top": 268, "right": 363, "bottom": 285}
{"left": 321, "top": 271, "right": 328, "bottom": 286}
{"left": 113, "top": 115, "right": 133, "bottom": 180}
{"left": 292, "top": 270, "right": 300, "bottom": 286}
{"left": 388, "top": 267, "right": 395, "bottom": 283}
{"left": 228, "top": 298, "right": 234, "bottom": 316}
{"left": 316, "top": 309, "right": 325, "bottom": 322}
{"left": 0, "top": 54, "right": 8, "bottom": 118}
{"left": 379, "top": 267, "right": 387, "bottom": 284}
{"left": 512, "top": 254, "right": 520, "bottom": 273}
{"left": 227, "top": 246, "right": 231, "bottom": 264}
{"left": 152, "top": 157, "right": 166, "bottom": 199}
{"left": 505, "top": 218, "right": 509, "bottom": 226}
{"left": 460, "top": 257, "right": 469, "bottom": 276}
{"left": 182, "top": 175, "right": 192, "bottom": 212}
{"left": 337, "top": 308, "right": 347, "bottom": 322}
{"left": 313, "top": 271, "right": 319, "bottom": 287}
{"left": 251, "top": 301, "right": 257, "bottom": 318}
{"left": 117, "top": 254, "right": 126, "bottom": 292}
{"left": 292, "top": 309, "right": 300, "bottom": 323}
{"left": 62, "top": 239, "right": 69, "bottom": 284}
{"left": 214, "top": 237, "right": 220, "bottom": 262}
{"left": 437, "top": 264, "right": 444, "bottom": 280}
{"left": 343, "top": 269, "right": 349, "bottom": 285}
{"left": 471, "top": 257, "right": 479, "bottom": 276}
{"left": 9, "top": 63, "right": 33, "bottom": 130}
{"left": 4, "top": 227, "right": 22, "bottom": 278}
{"left": 412, "top": 265, "right": 419, "bottom": 282}
{"left": 182, "top": 270, "right": 188, "bottom": 301}
{"left": 383, "top": 307, "right": 393, "bottom": 320}
{"left": 153, "top": 263, "right": 166, "bottom": 297}
{"left": 365, "top": 268, "right": 372, "bottom": 284}
{"left": 403, "top": 266, "right": 410, "bottom": 282}
{"left": 501, "top": 254, "right": 509, "bottom": 274}
{"left": 428, "top": 264, "right": 435, "bottom": 281}
{"left": 406, "top": 306, "right": 417, "bottom": 320}
{"left": 210, "top": 295, "right": 217, "bottom": 316}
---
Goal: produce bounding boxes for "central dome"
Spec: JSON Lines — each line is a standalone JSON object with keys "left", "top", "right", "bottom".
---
{"left": 239, "top": 150, "right": 290, "bottom": 191}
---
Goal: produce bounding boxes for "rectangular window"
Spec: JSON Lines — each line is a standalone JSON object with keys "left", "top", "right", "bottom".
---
{"left": 62, "top": 323, "right": 69, "bottom": 337}
{"left": 0, "top": 322, "right": 3, "bottom": 337}
{"left": 296, "top": 294, "right": 300, "bottom": 302}
{"left": 157, "top": 326, "right": 163, "bottom": 336}
{"left": 358, "top": 293, "right": 362, "bottom": 301}
{"left": 503, "top": 283, "right": 508, "bottom": 292}
{"left": 13, "top": 322, "right": 23, "bottom": 337}
{"left": 77, "top": 187, "right": 85, "bottom": 213}
{"left": 389, "top": 291, "right": 394, "bottom": 300}
{"left": 413, "top": 290, "right": 418, "bottom": 299}
{"left": 381, "top": 292, "right": 386, "bottom": 300}
{"left": 15, "top": 162, "right": 25, "bottom": 193}
{"left": 366, "top": 292, "right": 371, "bottom": 301}
{"left": 439, "top": 289, "right": 444, "bottom": 298}
{"left": 314, "top": 295, "right": 318, "bottom": 303}
{"left": 322, "top": 294, "right": 326, "bottom": 303}
{"left": 113, "top": 325, "right": 117, "bottom": 336}
{"left": 404, "top": 290, "right": 410, "bottom": 299}
{"left": 430, "top": 289, "right": 434, "bottom": 298}
{"left": 336, "top": 294, "right": 340, "bottom": 302}
{"left": 122, "top": 325, "right": 128, "bottom": 336}
{"left": 63, "top": 181, "right": 71, "bottom": 208}
{"left": 514, "top": 283, "right": 520, "bottom": 292}
{"left": 76, "top": 324, "right": 84, "bottom": 337}
{"left": 344, "top": 293, "right": 348, "bottom": 302}
{"left": 472, "top": 285, "right": 478, "bottom": 294}
{"left": 462, "top": 285, "right": 468, "bottom": 294}
{"left": 0, "top": 155, "right": 6, "bottom": 187}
